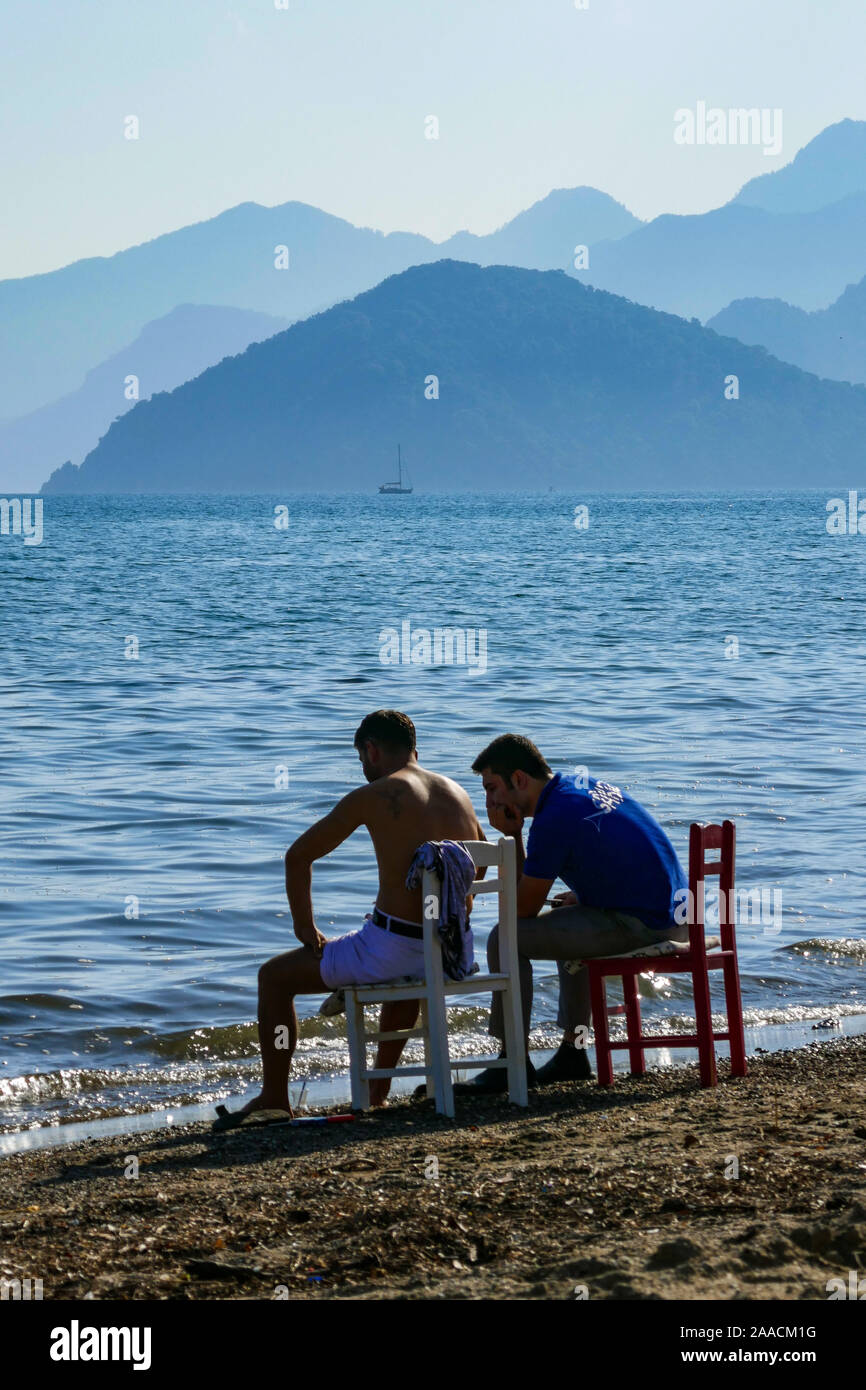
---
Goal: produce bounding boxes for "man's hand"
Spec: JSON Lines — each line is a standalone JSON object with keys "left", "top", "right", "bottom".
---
{"left": 550, "top": 890, "right": 578, "bottom": 908}
{"left": 294, "top": 922, "right": 327, "bottom": 957}
{"left": 487, "top": 799, "right": 524, "bottom": 837}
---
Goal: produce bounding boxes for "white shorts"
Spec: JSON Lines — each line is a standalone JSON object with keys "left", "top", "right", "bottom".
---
{"left": 320, "top": 913, "right": 426, "bottom": 990}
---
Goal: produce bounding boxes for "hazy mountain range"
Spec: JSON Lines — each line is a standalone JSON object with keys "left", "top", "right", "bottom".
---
{"left": 43, "top": 261, "right": 866, "bottom": 495}
{"left": 0, "top": 305, "right": 288, "bottom": 493}
{"left": 707, "top": 275, "right": 866, "bottom": 386}
{"left": 571, "top": 191, "right": 866, "bottom": 321}
{"left": 7, "top": 117, "right": 866, "bottom": 492}
{"left": 568, "top": 121, "right": 866, "bottom": 319}
{"left": 0, "top": 187, "right": 638, "bottom": 425}
{"left": 731, "top": 118, "right": 866, "bottom": 213}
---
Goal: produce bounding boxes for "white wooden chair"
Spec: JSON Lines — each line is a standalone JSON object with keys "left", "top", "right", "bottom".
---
{"left": 343, "top": 837, "right": 528, "bottom": 1117}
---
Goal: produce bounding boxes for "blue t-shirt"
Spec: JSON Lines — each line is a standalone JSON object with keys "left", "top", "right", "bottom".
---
{"left": 523, "top": 773, "right": 687, "bottom": 929}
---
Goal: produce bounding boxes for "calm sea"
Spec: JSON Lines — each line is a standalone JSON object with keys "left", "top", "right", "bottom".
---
{"left": 1, "top": 491, "right": 865, "bottom": 1135}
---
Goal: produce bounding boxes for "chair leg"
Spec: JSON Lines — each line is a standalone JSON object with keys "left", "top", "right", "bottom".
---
{"left": 501, "top": 981, "right": 529, "bottom": 1108}
{"left": 420, "top": 870, "right": 455, "bottom": 1118}
{"left": 495, "top": 843, "right": 528, "bottom": 1107}
{"left": 722, "top": 957, "right": 748, "bottom": 1077}
{"left": 623, "top": 973, "right": 646, "bottom": 1076}
{"left": 589, "top": 967, "right": 614, "bottom": 1086}
{"left": 692, "top": 960, "right": 717, "bottom": 1087}
{"left": 419, "top": 995, "right": 435, "bottom": 1098}
{"left": 345, "top": 991, "right": 370, "bottom": 1111}
{"left": 426, "top": 983, "right": 455, "bottom": 1118}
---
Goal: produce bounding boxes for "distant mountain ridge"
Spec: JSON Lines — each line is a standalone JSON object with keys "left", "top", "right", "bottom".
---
{"left": 42, "top": 260, "right": 866, "bottom": 495}
{"left": 572, "top": 191, "right": 866, "bottom": 320}
{"left": 0, "top": 202, "right": 432, "bottom": 422}
{"left": 732, "top": 118, "right": 866, "bottom": 213}
{"left": 707, "top": 275, "right": 866, "bottom": 385}
{"left": 0, "top": 188, "right": 639, "bottom": 424}
{"left": 444, "top": 186, "right": 639, "bottom": 267}
{"left": 0, "top": 304, "right": 288, "bottom": 493}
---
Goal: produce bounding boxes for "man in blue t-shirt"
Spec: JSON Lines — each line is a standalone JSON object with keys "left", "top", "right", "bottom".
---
{"left": 466, "top": 733, "right": 688, "bottom": 1091}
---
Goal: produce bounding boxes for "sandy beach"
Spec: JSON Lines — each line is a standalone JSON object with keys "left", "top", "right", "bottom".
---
{"left": 2, "top": 1034, "right": 864, "bottom": 1302}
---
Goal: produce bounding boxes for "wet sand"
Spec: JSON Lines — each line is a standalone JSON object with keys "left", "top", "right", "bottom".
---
{"left": 1, "top": 1035, "right": 864, "bottom": 1301}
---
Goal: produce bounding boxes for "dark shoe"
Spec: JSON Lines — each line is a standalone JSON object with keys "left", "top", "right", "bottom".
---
{"left": 454, "top": 1056, "right": 538, "bottom": 1095}
{"left": 535, "top": 1042, "right": 594, "bottom": 1084}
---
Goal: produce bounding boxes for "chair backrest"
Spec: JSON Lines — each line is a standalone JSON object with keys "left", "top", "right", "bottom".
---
{"left": 688, "top": 820, "right": 737, "bottom": 954}
{"left": 459, "top": 837, "right": 517, "bottom": 905}
{"left": 418, "top": 837, "right": 518, "bottom": 953}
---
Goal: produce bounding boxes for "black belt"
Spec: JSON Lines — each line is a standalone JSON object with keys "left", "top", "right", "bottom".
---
{"left": 371, "top": 907, "right": 424, "bottom": 940}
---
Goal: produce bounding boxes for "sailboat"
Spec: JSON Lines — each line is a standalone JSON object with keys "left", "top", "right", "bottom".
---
{"left": 378, "top": 444, "right": 413, "bottom": 494}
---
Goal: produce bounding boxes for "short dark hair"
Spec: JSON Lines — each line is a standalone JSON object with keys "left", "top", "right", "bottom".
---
{"left": 354, "top": 709, "right": 416, "bottom": 754}
{"left": 472, "top": 734, "right": 552, "bottom": 781}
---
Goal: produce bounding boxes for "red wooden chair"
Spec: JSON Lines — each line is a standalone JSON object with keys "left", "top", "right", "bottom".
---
{"left": 587, "top": 821, "right": 747, "bottom": 1087}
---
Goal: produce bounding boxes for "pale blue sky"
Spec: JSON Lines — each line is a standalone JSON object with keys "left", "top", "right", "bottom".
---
{"left": 2, "top": 0, "right": 864, "bottom": 280}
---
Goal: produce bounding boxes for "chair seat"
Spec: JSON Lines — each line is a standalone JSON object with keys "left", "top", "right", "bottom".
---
{"left": 570, "top": 937, "right": 721, "bottom": 975}
{"left": 591, "top": 948, "right": 736, "bottom": 979}
{"left": 347, "top": 970, "right": 509, "bottom": 1001}
{"left": 611, "top": 934, "right": 721, "bottom": 960}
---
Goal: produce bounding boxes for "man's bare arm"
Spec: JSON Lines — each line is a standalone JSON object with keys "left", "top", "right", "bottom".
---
{"left": 512, "top": 829, "right": 526, "bottom": 880}
{"left": 516, "top": 873, "right": 553, "bottom": 919}
{"left": 486, "top": 799, "right": 525, "bottom": 865}
{"left": 485, "top": 784, "right": 546, "bottom": 916}
{"left": 284, "top": 789, "right": 368, "bottom": 953}
{"left": 468, "top": 817, "right": 487, "bottom": 906}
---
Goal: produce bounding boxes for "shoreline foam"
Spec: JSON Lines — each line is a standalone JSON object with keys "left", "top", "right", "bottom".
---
{"left": 3, "top": 1009, "right": 866, "bottom": 1154}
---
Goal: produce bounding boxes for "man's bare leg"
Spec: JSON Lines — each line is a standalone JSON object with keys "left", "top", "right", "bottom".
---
{"left": 232, "top": 946, "right": 327, "bottom": 1119}
{"left": 369, "top": 999, "right": 421, "bottom": 1106}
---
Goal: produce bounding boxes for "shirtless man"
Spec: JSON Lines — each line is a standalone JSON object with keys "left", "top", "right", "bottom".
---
{"left": 215, "top": 709, "right": 484, "bottom": 1126}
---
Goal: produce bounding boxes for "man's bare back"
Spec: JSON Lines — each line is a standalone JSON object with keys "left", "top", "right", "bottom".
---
{"left": 361, "top": 764, "right": 484, "bottom": 921}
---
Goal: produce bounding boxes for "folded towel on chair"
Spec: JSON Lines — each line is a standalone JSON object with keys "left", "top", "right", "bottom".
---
{"left": 405, "top": 840, "right": 478, "bottom": 982}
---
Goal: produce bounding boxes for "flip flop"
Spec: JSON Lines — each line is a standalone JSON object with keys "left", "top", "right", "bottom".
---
{"left": 319, "top": 989, "right": 346, "bottom": 1018}
{"left": 212, "top": 1104, "right": 293, "bottom": 1132}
